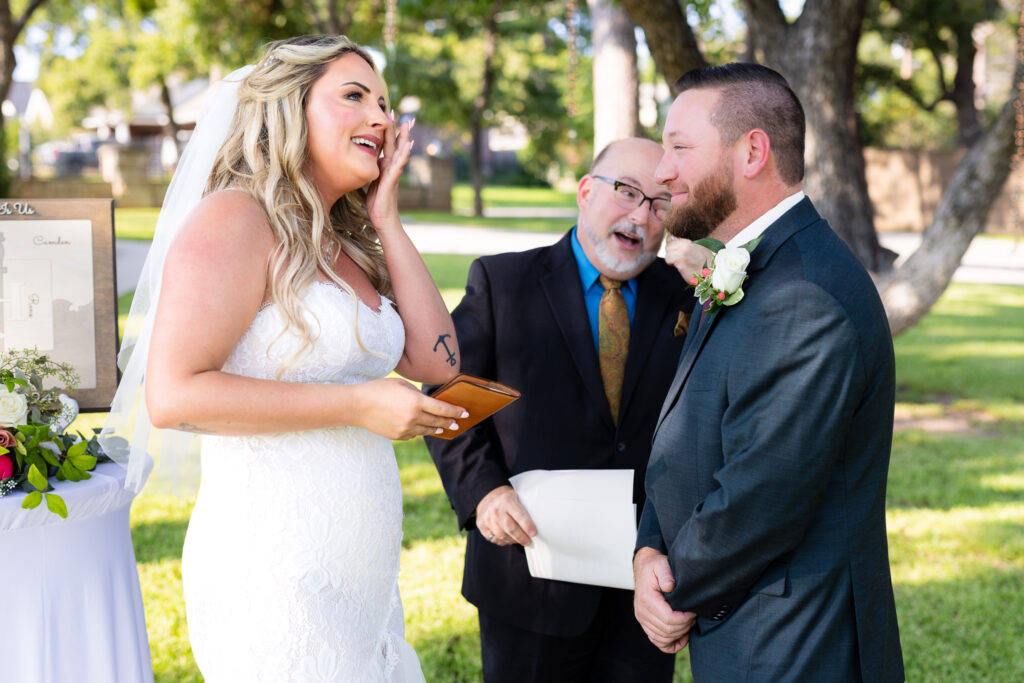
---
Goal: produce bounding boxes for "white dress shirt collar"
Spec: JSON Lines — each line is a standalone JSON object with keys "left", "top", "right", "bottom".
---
{"left": 725, "top": 190, "right": 805, "bottom": 248}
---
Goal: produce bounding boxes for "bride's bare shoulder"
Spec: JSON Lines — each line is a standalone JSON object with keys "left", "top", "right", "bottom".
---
{"left": 171, "top": 189, "right": 275, "bottom": 266}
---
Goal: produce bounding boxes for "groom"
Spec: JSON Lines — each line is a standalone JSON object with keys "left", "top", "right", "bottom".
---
{"left": 633, "top": 63, "right": 904, "bottom": 681}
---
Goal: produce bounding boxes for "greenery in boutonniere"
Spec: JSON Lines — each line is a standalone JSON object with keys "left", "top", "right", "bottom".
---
{"left": 0, "top": 348, "right": 110, "bottom": 518}
{"left": 685, "top": 235, "right": 764, "bottom": 314}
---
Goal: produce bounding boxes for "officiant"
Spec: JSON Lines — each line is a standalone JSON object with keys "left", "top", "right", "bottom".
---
{"left": 426, "top": 138, "right": 699, "bottom": 682}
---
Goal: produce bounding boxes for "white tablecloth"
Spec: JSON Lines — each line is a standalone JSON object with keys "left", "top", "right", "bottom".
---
{"left": 1, "top": 462, "right": 154, "bottom": 683}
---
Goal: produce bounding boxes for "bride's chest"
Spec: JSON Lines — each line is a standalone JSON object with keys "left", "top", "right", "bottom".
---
{"left": 224, "top": 282, "right": 405, "bottom": 383}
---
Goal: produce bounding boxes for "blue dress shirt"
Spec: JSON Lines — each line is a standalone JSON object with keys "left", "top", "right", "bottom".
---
{"left": 570, "top": 227, "right": 638, "bottom": 351}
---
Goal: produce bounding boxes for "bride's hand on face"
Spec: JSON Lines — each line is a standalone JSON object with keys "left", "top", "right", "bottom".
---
{"left": 365, "top": 113, "right": 414, "bottom": 229}
{"left": 350, "top": 377, "right": 466, "bottom": 441}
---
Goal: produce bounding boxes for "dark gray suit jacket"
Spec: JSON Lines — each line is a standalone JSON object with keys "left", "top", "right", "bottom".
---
{"left": 637, "top": 198, "right": 904, "bottom": 681}
{"left": 426, "top": 230, "right": 691, "bottom": 637}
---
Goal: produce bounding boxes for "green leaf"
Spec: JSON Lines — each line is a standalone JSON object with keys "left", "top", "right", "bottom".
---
{"left": 0, "top": 445, "right": 6, "bottom": 455}
{"left": 61, "top": 461, "right": 83, "bottom": 482}
{"left": 694, "top": 238, "right": 726, "bottom": 252}
{"left": 39, "top": 447, "right": 60, "bottom": 467}
{"left": 15, "top": 442, "right": 27, "bottom": 456}
{"left": 27, "top": 463, "right": 48, "bottom": 491}
{"left": 27, "top": 452, "right": 47, "bottom": 474}
{"left": 69, "top": 454, "right": 97, "bottom": 471}
{"left": 723, "top": 288, "right": 745, "bottom": 306}
{"left": 18, "top": 424, "right": 35, "bottom": 437}
{"left": 741, "top": 235, "right": 764, "bottom": 253}
{"left": 67, "top": 439, "right": 88, "bottom": 457}
{"left": 22, "top": 490, "right": 42, "bottom": 509}
{"left": 45, "top": 493, "right": 68, "bottom": 518}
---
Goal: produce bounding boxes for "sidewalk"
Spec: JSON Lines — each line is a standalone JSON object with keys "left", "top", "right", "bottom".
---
{"left": 115, "top": 226, "right": 1024, "bottom": 296}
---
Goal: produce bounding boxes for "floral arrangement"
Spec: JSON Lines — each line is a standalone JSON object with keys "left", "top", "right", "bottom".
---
{"left": 0, "top": 348, "right": 109, "bottom": 518}
{"left": 685, "top": 236, "right": 763, "bottom": 314}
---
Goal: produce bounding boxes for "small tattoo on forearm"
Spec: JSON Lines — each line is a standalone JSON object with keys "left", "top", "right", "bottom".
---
{"left": 177, "top": 423, "right": 217, "bottom": 435}
{"left": 433, "top": 333, "right": 457, "bottom": 367}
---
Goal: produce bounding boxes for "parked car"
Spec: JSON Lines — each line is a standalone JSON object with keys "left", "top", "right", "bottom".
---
{"left": 34, "top": 138, "right": 103, "bottom": 176}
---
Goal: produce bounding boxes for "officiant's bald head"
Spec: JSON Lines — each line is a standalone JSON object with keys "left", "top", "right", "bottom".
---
{"left": 575, "top": 138, "right": 671, "bottom": 281}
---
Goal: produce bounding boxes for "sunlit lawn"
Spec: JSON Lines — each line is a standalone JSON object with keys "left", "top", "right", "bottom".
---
{"left": 109, "top": 265, "right": 1024, "bottom": 681}
{"left": 113, "top": 183, "right": 576, "bottom": 241}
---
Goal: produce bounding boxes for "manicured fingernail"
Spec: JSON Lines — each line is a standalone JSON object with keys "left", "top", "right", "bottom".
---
{"left": 460, "top": 411, "right": 469, "bottom": 418}
{"left": 389, "top": 110, "right": 395, "bottom": 120}
{"left": 435, "top": 427, "right": 443, "bottom": 434}
{"left": 410, "top": 117, "right": 416, "bottom": 129}
{"left": 449, "top": 422, "right": 460, "bottom": 430}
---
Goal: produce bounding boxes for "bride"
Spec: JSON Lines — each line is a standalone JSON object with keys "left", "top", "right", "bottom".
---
{"left": 137, "top": 35, "right": 466, "bottom": 680}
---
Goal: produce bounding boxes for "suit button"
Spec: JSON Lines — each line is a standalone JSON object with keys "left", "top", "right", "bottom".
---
{"left": 617, "top": 442, "right": 626, "bottom": 452}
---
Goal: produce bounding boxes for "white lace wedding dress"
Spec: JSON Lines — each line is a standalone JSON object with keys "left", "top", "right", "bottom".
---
{"left": 181, "top": 282, "right": 424, "bottom": 682}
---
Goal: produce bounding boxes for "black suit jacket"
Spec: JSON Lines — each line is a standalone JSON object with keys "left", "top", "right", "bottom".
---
{"left": 426, "top": 230, "right": 691, "bottom": 637}
{"left": 638, "top": 199, "right": 904, "bottom": 681}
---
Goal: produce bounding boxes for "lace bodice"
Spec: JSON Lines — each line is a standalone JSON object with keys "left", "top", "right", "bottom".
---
{"left": 181, "top": 282, "right": 424, "bottom": 682}
{"left": 223, "top": 281, "right": 404, "bottom": 384}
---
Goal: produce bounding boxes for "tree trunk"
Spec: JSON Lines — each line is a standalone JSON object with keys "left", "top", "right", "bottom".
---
{"left": 0, "top": 0, "right": 48, "bottom": 194}
{"left": 619, "top": 0, "right": 706, "bottom": 91}
{"left": 878, "top": 56, "right": 1022, "bottom": 335}
{"left": 469, "top": 3, "right": 499, "bottom": 218}
{"left": 609, "top": 0, "right": 1024, "bottom": 336}
{"left": 952, "top": 23, "right": 982, "bottom": 147}
{"left": 159, "top": 77, "right": 181, "bottom": 140}
{"left": 588, "top": 0, "right": 639, "bottom": 154}
{"left": 745, "top": 0, "right": 896, "bottom": 272}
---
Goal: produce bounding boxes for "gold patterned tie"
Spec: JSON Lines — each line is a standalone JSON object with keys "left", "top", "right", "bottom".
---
{"left": 598, "top": 275, "right": 629, "bottom": 425}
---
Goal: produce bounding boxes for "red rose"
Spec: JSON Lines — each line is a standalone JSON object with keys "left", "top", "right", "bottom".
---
{"left": 0, "top": 452, "right": 13, "bottom": 479}
{"left": 717, "top": 291, "right": 726, "bottom": 300}
{"left": 689, "top": 277, "right": 699, "bottom": 286}
{"left": 701, "top": 268, "right": 711, "bottom": 277}
{"left": 0, "top": 429, "right": 16, "bottom": 449}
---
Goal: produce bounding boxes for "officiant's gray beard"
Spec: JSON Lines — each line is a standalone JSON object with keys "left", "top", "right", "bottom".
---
{"left": 582, "top": 220, "right": 658, "bottom": 275}
{"left": 663, "top": 162, "right": 738, "bottom": 242}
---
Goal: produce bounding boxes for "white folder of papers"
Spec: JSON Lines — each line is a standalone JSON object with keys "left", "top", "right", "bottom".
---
{"left": 509, "top": 469, "right": 637, "bottom": 590}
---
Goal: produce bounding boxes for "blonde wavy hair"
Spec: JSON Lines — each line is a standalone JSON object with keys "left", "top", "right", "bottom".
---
{"left": 206, "top": 35, "right": 392, "bottom": 373}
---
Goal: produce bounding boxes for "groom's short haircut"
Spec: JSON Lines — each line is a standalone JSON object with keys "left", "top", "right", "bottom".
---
{"left": 675, "top": 62, "right": 805, "bottom": 186}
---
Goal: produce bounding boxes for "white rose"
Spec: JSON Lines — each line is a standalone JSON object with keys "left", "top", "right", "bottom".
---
{"left": 711, "top": 247, "right": 751, "bottom": 293}
{"left": 0, "top": 386, "right": 28, "bottom": 427}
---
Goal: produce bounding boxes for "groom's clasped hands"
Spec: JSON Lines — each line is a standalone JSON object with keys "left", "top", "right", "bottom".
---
{"left": 633, "top": 547, "right": 696, "bottom": 654}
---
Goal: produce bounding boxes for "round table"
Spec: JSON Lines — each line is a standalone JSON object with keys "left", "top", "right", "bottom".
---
{"left": 0, "top": 461, "right": 154, "bottom": 683}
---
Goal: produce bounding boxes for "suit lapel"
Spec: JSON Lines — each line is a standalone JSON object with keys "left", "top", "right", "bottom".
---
{"left": 653, "top": 306, "right": 720, "bottom": 436}
{"left": 619, "top": 264, "right": 678, "bottom": 416}
{"left": 539, "top": 234, "right": 613, "bottom": 430}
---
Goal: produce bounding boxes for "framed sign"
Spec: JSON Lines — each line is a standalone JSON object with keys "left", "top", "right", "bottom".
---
{"left": 0, "top": 199, "right": 118, "bottom": 411}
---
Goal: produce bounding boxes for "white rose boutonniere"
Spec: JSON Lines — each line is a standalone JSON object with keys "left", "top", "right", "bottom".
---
{"left": 686, "top": 235, "right": 764, "bottom": 314}
{"left": 0, "top": 385, "right": 28, "bottom": 427}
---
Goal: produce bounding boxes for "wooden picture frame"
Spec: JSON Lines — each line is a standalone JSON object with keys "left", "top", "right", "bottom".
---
{"left": 0, "top": 199, "right": 118, "bottom": 411}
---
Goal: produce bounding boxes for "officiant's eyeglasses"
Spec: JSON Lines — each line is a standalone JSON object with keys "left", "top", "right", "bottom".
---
{"left": 592, "top": 175, "right": 671, "bottom": 222}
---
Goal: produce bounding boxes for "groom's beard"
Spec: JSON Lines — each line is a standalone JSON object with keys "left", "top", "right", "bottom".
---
{"left": 663, "top": 160, "right": 737, "bottom": 241}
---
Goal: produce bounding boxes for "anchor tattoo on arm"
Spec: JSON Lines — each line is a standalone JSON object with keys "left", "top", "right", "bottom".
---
{"left": 433, "top": 334, "right": 457, "bottom": 367}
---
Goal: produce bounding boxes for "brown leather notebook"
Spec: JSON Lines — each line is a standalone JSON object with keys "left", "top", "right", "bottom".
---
{"left": 428, "top": 373, "right": 521, "bottom": 439}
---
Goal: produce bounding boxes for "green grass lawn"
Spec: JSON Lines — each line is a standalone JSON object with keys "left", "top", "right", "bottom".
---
{"left": 111, "top": 279, "right": 1024, "bottom": 681}
{"left": 113, "top": 183, "right": 576, "bottom": 241}
{"left": 451, "top": 183, "right": 577, "bottom": 210}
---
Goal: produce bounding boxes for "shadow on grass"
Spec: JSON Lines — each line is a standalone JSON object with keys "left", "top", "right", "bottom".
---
{"left": 415, "top": 628, "right": 482, "bottom": 683}
{"left": 132, "top": 518, "right": 189, "bottom": 564}
{"left": 888, "top": 428, "right": 1024, "bottom": 510}
{"left": 894, "top": 284, "right": 1024, "bottom": 404}
{"left": 403, "top": 490, "right": 463, "bottom": 546}
{"left": 895, "top": 567, "right": 1024, "bottom": 682}
{"left": 413, "top": 623, "right": 696, "bottom": 682}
